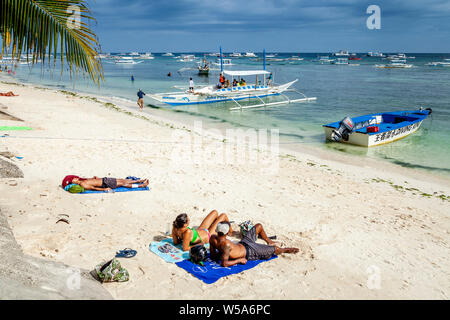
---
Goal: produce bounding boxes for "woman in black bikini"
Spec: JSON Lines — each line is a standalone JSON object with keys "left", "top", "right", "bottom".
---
{"left": 172, "top": 210, "right": 232, "bottom": 252}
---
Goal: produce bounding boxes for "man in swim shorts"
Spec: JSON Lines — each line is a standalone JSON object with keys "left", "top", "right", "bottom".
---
{"left": 70, "top": 176, "right": 149, "bottom": 191}
{"left": 209, "top": 222, "right": 299, "bottom": 267}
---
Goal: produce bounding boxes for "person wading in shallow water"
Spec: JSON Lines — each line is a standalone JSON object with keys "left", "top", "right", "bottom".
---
{"left": 137, "top": 88, "right": 145, "bottom": 111}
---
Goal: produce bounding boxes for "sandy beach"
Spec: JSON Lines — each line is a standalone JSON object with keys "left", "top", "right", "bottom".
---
{"left": 1, "top": 79, "right": 449, "bottom": 299}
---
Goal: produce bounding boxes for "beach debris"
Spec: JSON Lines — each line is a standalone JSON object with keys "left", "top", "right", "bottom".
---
{"left": 56, "top": 214, "right": 70, "bottom": 224}
{"left": 93, "top": 258, "right": 129, "bottom": 283}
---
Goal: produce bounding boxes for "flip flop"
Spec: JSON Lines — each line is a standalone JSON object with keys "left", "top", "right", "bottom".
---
{"left": 115, "top": 248, "right": 137, "bottom": 258}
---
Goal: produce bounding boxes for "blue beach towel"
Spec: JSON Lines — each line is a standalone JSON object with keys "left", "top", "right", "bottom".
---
{"left": 175, "top": 254, "right": 277, "bottom": 284}
{"left": 80, "top": 186, "right": 150, "bottom": 194}
{"left": 149, "top": 238, "right": 190, "bottom": 263}
{"left": 149, "top": 238, "right": 210, "bottom": 263}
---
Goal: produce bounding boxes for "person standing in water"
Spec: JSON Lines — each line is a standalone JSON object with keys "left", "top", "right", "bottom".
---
{"left": 131, "top": 75, "right": 134, "bottom": 82}
{"left": 137, "top": 89, "right": 145, "bottom": 111}
{"left": 189, "top": 77, "right": 194, "bottom": 93}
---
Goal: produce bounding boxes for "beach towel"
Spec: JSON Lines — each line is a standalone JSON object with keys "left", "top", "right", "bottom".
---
{"left": 79, "top": 186, "right": 150, "bottom": 194}
{"left": 175, "top": 254, "right": 277, "bottom": 284}
{"left": 0, "top": 126, "right": 32, "bottom": 131}
{"left": 149, "top": 238, "right": 210, "bottom": 263}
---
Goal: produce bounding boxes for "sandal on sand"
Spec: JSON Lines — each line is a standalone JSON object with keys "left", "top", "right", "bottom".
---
{"left": 115, "top": 248, "right": 137, "bottom": 258}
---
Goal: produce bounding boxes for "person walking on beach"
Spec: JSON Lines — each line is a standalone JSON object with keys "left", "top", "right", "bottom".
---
{"left": 210, "top": 221, "right": 299, "bottom": 267}
{"left": 189, "top": 77, "right": 194, "bottom": 93}
{"left": 137, "top": 88, "right": 145, "bottom": 111}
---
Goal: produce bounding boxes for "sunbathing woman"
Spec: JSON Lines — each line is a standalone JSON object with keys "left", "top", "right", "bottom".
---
{"left": 172, "top": 210, "right": 232, "bottom": 252}
{"left": 0, "top": 91, "right": 18, "bottom": 96}
{"left": 68, "top": 176, "right": 148, "bottom": 191}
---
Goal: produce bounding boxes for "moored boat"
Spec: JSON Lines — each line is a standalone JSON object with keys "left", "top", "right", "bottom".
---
{"left": 323, "top": 108, "right": 432, "bottom": 147}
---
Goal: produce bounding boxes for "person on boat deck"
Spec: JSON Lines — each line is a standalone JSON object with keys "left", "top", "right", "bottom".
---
{"left": 210, "top": 221, "right": 299, "bottom": 267}
{"left": 225, "top": 79, "right": 230, "bottom": 88}
{"left": 137, "top": 89, "right": 145, "bottom": 111}
{"left": 267, "top": 73, "right": 273, "bottom": 85}
{"left": 232, "top": 79, "right": 237, "bottom": 87}
{"left": 189, "top": 77, "right": 194, "bottom": 93}
{"left": 219, "top": 73, "right": 224, "bottom": 86}
{"left": 66, "top": 176, "right": 149, "bottom": 191}
{"left": 172, "top": 210, "right": 232, "bottom": 252}
{"left": 240, "top": 78, "right": 246, "bottom": 86}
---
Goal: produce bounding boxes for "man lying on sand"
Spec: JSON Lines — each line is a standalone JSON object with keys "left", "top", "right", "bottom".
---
{"left": 172, "top": 210, "right": 232, "bottom": 252}
{"left": 210, "top": 222, "right": 299, "bottom": 267}
{"left": 0, "top": 91, "right": 18, "bottom": 96}
{"left": 64, "top": 175, "right": 149, "bottom": 191}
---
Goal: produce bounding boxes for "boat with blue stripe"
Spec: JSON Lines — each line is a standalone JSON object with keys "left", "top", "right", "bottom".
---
{"left": 147, "top": 47, "right": 316, "bottom": 110}
{"left": 323, "top": 108, "right": 432, "bottom": 147}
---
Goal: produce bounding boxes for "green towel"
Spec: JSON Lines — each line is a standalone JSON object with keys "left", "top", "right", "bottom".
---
{"left": 0, "top": 126, "right": 32, "bottom": 131}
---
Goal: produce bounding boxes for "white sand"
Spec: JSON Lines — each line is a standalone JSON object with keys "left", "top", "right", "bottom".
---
{"left": 0, "top": 80, "right": 449, "bottom": 299}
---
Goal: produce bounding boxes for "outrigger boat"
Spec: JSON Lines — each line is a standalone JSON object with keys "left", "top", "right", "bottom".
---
{"left": 147, "top": 48, "right": 317, "bottom": 110}
{"left": 323, "top": 108, "right": 432, "bottom": 147}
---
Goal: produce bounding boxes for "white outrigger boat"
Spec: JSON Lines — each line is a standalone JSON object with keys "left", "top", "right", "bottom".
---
{"left": 148, "top": 69, "right": 316, "bottom": 110}
{"left": 148, "top": 48, "right": 316, "bottom": 110}
{"left": 114, "top": 56, "right": 143, "bottom": 64}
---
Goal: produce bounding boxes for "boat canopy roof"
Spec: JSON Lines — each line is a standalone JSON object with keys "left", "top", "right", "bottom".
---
{"left": 223, "top": 70, "right": 270, "bottom": 77}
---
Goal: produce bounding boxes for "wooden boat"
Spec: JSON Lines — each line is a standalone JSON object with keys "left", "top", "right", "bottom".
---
{"left": 323, "top": 108, "right": 432, "bottom": 147}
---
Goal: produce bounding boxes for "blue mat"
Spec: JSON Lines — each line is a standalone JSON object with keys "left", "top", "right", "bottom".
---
{"left": 79, "top": 186, "right": 150, "bottom": 194}
{"left": 175, "top": 254, "right": 277, "bottom": 284}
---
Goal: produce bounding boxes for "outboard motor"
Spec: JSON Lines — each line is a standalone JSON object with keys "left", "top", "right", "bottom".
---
{"left": 331, "top": 117, "right": 354, "bottom": 142}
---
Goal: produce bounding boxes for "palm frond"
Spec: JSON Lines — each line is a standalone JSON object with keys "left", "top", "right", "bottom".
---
{"left": 0, "top": 0, "right": 103, "bottom": 84}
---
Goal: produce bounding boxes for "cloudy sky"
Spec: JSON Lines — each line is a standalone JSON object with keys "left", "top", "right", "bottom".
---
{"left": 88, "top": 0, "right": 450, "bottom": 52}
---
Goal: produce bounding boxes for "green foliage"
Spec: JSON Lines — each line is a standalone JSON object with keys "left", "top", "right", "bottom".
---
{"left": 0, "top": 0, "right": 103, "bottom": 84}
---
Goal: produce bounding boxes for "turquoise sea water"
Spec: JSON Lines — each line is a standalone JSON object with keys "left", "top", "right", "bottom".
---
{"left": 4, "top": 52, "right": 450, "bottom": 176}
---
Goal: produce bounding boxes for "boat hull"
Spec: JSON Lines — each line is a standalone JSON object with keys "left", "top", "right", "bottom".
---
{"left": 323, "top": 109, "right": 430, "bottom": 147}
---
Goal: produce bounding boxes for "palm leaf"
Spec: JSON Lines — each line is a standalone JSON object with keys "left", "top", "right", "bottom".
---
{"left": 0, "top": 0, "right": 103, "bottom": 84}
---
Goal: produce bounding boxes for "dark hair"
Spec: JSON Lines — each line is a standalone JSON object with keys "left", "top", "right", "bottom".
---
{"left": 173, "top": 213, "right": 188, "bottom": 229}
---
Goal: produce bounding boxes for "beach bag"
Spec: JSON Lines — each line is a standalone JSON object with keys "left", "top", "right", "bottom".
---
{"left": 94, "top": 258, "right": 129, "bottom": 283}
{"left": 239, "top": 220, "right": 254, "bottom": 236}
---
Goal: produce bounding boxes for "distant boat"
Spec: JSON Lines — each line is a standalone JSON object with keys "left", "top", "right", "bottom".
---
{"left": 229, "top": 52, "right": 242, "bottom": 58}
{"left": 315, "top": 56, "right": 334, "bottom": 64}
{"left": 349, "top": 54, "right": 361, "bottom": 60}
{"left": 333, "top": 50, "right": 350, "bottom": 57}
{"left": 129, "top": 52, "right": 140, "bottom": 56}
{"left": 162, "top": 52, "right": 174, "bottom": 56}
{"left": 323, "top": 108, "right": 432, "bottom": 147}
{"left": 331, "top": 58, "right": 349, "bottom": 65}
{"left": 367, "top": 51, "right": 384, "bottom": 57}
{"left": 198, "top": 58, "right": 210, "bottom": 75}
{"left": 114, "top": 56, "right": 143, "bottom": 64}
{"left": 426, "top": 61, "right": 450, "bottom": 67}
{"left": 139, "top": 52, "right": 155, "bottom": 59}
{"left": 213, "top": 58, "right": 233, "bottom": 66}
{"left": 288, "top": 55, "right": 304, "bottom": 61}
{"left": 375, "top": 60, "right": 413, "bottom": 68}
{"left": 178, "top": 54, "right": 196, "bottom": 62}
{"left": 244, "top": 52, "right": 257, "bottom": 57}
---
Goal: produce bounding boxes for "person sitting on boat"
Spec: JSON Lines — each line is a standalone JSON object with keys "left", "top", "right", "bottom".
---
{"left": 267, "top": 73, "right": 273, "bottom": 85}
{"left": 225, "top": 79, "right": 230, "bottom": 88}
{"left": 172, "top": 210, "right": 232, "bottom": 252}
{"left": 232, "top": 79, "right": 238, "bottom": 87}
{"left": 210, "top": 221, "right": 299, "bottom": 267}
{"left": 189, "top": 77, "right": 194, "bottom": 93}
{"left": 66, "top": 176, "right": 149, "bottom": 191}
{"left": 239, "top": 78, "right": 246, "bottom": 86}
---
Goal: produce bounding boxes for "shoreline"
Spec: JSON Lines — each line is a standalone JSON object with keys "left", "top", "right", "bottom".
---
{"left": 3, "top": 74, "right": 449, "bottom": 189}
{"left": 1, "top": 77, "right": 449, "bottom": 299}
